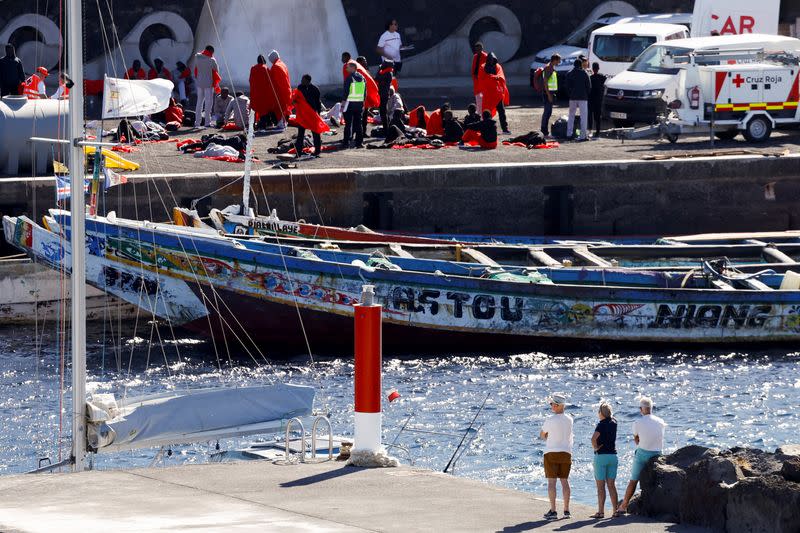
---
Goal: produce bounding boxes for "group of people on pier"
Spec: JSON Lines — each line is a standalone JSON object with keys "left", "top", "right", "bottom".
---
{"left": 539, "top": 394, "right": 666, "bottom": 520}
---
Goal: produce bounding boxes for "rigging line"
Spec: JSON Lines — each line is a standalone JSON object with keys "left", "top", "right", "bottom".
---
{"left": 97, "top": 0, "right": 205, "bottom": 382}
{"left": 96, "top": 5, "right": 273, "bottom": 373}
{"left": 154, "top": 177, "right": 275, "bottom": 367}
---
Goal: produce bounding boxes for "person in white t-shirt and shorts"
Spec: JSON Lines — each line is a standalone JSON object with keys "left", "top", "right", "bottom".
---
{"left": 615, "top": 396, "right": 666, "bottom": 516}
{"left": 539, "top": 393, "right": 573, "bottom": 520}
{"left": 377, "top": 19, "right": 404, "bottom": 74}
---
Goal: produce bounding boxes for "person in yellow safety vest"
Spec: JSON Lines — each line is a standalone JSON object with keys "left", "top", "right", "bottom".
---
{"left": 342, "top": 61, "right": 366, "bottom": 149}
{"left": 50, "top": 72, "right": 73, "bottom": 100}
{"left": 540, "top": 53, "right": 561, "bottom": 137}
{"left": 24, "top": 66, "right": 48, "bottom": 99}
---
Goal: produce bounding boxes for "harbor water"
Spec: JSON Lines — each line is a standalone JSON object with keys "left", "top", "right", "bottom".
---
{"left": 1, "top": 323, "right": 798, "bottom": 505}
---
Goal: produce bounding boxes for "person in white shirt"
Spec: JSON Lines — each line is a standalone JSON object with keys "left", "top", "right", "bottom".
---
{"left": 539, "top": 393, "right": 573, "bottom": 520}
{"left": 377, "top": 19, "right": 403, "bottom": 74}
{"left": 615, "top": 396, "right": 666, "bottom": 516}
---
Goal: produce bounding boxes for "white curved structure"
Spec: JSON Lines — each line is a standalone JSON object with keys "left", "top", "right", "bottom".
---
{"left": 194, "top": 0, "right": 357, "bottom": 89}
{"left": 0, "top": 96, "right": 67, "bottom": 175}
{"left": 402, "top": 4, "right": 523, "bottom": 77}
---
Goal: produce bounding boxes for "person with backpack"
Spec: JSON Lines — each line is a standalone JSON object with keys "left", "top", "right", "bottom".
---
{"left": 535, "top": 54, "right": 561, "bottom": 137}
{"left": 566, "top": 57, "right": 591, "bottom": 141}
{"left": 588, "top": 62, "right": 606, "bottom": 138}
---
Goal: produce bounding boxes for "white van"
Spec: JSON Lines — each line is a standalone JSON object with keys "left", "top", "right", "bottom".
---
{"left": 588, "top": 23, "right": 690, "bottom": 79}
{"left": 530, "top": 13, "right": 692, "bottom": 88}
{"left": 603, "top": 34, "right": 800, "bottom": 125}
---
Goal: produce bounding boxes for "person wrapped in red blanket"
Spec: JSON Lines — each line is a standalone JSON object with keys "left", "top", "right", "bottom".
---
{"left": 291, "top": 75, "right": 329, "bottom": 157}
{"left": 267, "top": 50, "right": 292, "bottom": 128}
{"left": 249, "top": 55, "right": 276, "bottom": 128}
{"left": 408, "top": 106, "right": 429, "bottom": 129}
{"left": 471, "top": 42, "right": 488, "bottom": 97}
{"left": 462, "top": 110, "right": 498, "bottom": 149}
{"left": 476, "top": 53, "right": 510, "bottom": 133}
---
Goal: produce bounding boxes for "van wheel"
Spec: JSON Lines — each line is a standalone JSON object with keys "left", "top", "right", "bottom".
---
{"left": 743, "top": 116, "right": 772, "bottom": 143}
{"left": 714, "top": 130, "right": 738, "bottom": 141}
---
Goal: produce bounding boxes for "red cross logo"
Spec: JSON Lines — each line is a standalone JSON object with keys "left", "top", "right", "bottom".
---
{"left": 732, "top": 74, "right": 745, "bottom": 88}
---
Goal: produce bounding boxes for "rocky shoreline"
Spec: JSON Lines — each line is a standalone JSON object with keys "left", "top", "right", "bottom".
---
{"left": 631, "top": 444, "right": 800, "bottom": 532}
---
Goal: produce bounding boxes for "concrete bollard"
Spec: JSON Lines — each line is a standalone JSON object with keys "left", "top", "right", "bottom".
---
{"left": 348, "top": 285, "right": 398, "bottom": 468}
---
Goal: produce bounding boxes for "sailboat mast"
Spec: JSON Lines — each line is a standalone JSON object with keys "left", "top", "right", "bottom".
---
{"left": 242, "top": 109, "right": 255, "bottom": 212}
{"left": 67, "top": 0, "right": 87, "bottom": 472}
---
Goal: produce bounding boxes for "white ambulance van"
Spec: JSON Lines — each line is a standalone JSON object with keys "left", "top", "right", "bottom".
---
{"left": 603, "top": 34, "right": 800, "bottom": 126}
{"left": 588, "top": 23, "right": 689, "bottom": 78}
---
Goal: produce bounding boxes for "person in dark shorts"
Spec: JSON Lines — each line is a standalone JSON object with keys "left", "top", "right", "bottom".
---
{"left": 591, "top": 401, "right": 619, "bottom": 518}
{"left": 540, "top": 393, "right": 573, "bottom": 520}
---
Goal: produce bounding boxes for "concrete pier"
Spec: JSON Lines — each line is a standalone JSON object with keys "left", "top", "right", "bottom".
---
{"left": 0, "top": 461, "right": 708, "bottom": 532}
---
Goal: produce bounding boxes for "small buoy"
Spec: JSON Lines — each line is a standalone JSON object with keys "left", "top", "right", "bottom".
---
{"left": 387, "top": 389, "right": 401, "bottom": 402}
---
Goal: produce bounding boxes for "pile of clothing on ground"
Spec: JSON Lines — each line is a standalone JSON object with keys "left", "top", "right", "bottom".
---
{"left": 177, "top": 133, "right": 249, "bottom": 162}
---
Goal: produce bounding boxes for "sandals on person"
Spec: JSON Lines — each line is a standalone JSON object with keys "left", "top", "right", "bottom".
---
{"left": 590, "top": 512, "right": 604, "bottom": 519}
{"left": 613, "top": 509, "right": 627, "bottom": 517}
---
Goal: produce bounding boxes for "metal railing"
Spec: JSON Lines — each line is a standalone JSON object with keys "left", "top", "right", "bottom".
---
{"left": 311, "top": 416, "right": 333, "bottom": 460}
{"left": 284, "top": 417, "right": 307, "bottom": 463}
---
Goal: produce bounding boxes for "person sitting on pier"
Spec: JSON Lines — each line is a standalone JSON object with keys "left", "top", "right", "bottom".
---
{"left": 440, "top": 110, "right": 464, "bottom": 143}
{"left": 591, "top": 401, "right": 619, "bottom": 519}
{"left": 461, "top": 110, "right": 497, "bottom": 149}
{"left": 463, "top": 103, "right": 481, "bottom": 127}
{"left": 147, "top": 57, "right": 173, "bottom": 81}
{"left": 408, "top": 105, "right": 428, "bottom": 130}
{"left": 615, "top": 396, "right": 665, "bottom": 516}
{"left": 540, "top": 393, "right": 573, "bottom": 520}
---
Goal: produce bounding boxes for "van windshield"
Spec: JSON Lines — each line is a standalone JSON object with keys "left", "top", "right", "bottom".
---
{"left": 565, "top": 21, "right": 608, "bottom": 48}
{"left": 593, "top": 34, "right": 657, "bottom": 62}
{"left": 629, "top": 45, "right": 693, "bottom": 74}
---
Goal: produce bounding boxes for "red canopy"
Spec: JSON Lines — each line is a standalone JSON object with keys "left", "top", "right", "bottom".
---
{"left": 291, "top": 89, "right": 330, "bottom": 134}
{"left": 269, "top": 59, "right": 292, "bottom": 118}
{"left": 471, "top": 51, "right": 488, "bottom": 95}
{"left": 249, "top": 63, "right": 275, "bottom": 116}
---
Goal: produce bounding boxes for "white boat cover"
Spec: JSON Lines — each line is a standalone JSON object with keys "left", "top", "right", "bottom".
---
{"left": 87, "top": 384, "right": 315, "bottom": 452}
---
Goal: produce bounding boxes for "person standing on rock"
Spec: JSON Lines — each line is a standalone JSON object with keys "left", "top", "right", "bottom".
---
{"left": 615, "top": 396, "right": 666, "bottom": 516}
{"left": 540, "top": 393, "right": 573, "bottom": 520}
{"left": 591, "top": 401, "right": 619, "bottom": 519}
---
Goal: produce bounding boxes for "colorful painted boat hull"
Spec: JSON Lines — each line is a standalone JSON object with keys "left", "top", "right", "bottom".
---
{"left": 5, "top": 214, "right": 800, "bottom": 354}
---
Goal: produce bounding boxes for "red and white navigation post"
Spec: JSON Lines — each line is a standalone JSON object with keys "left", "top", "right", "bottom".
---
{"left": 353, "top": 285, "right": 383, "bottom": 453}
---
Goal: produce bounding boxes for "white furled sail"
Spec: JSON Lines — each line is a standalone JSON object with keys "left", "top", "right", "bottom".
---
{"left": 102, "top": 76, "right": 174, "bottom": 119}
{"left": 87, "top": 384, "right": 315, "bottom": 452}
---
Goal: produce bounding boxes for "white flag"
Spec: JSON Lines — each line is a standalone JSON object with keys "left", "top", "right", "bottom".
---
{"left": 102, "top": 76, "right": 174, "bottom": 119}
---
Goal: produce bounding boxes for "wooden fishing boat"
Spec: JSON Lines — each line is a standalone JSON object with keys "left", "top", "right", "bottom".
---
{"left": 7, "top": 211, "right": 800, "bottom": 354}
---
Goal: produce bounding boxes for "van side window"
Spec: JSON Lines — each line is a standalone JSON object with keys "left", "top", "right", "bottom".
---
{"left": 666, "top": 32, "right": 685, "bottom": 41}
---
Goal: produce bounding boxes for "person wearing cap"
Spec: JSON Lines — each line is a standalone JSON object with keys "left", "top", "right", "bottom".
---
{"left": 590, "top": 401, "right": 619, "bottom": 519}
{"left": 615, "top": 396, "right": 666, "bottom": 516}
{"left": 539, "top": 393, "right": 573, "bottom": 520}
{"left": 23, "top": 66, "right": 48, "bottom": 99}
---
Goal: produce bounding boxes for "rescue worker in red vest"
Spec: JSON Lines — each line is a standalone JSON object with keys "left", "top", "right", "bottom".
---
{"left": 148, "top": 58, "right": 173, "bottom": 81}
{"left": 50, "top": 72, "right": 73, "bottom": 100}
{"left": 125, "top": 60, "right": 146, "bottom": 80}
{"left": 23, "top": 66, "right": 48, "bottom": 99}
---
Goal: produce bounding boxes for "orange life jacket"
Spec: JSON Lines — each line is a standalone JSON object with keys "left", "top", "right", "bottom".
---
{"left": 23, "top": 74, "right": 44, "bottom": 99}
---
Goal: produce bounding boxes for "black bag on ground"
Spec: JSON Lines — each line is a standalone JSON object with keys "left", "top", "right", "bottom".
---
{"left": 509, "top": 131, "right": 547, "bottom": 146}
{"left": 551, "top": 117, "right": 568, "bottom": 139}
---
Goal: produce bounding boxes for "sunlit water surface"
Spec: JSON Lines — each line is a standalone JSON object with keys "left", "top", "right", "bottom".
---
{"left": 1, "top": 324, "right": 798, "bottom": 504}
